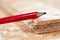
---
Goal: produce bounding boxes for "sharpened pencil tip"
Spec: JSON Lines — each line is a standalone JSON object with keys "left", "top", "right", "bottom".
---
{"left": 43, "top": 12, "right": 46, "bottom": 14}
{"left": 37, "top": 12, "right": 46, "bottom": 17}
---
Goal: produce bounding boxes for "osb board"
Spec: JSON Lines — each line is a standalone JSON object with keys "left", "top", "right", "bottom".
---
{"left": 0, "top": 0, "right": 60, "bottom": 40}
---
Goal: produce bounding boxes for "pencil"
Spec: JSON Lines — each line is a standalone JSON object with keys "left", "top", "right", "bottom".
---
{"left": 0, "top": 12, "right": 46, "bottom": 24}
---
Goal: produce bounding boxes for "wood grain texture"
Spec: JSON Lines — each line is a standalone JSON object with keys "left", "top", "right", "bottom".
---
{"left": 0, "top": 0, "right": 60, "bottom": 40}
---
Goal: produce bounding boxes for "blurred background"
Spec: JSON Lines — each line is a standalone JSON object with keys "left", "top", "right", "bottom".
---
{"left": 38, "top": 0, "right": 60, "bottom": 9}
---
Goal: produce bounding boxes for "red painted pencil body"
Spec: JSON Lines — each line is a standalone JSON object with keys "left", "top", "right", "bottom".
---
{"left": 0, "top": 12, "right": 38, "bottom": 24}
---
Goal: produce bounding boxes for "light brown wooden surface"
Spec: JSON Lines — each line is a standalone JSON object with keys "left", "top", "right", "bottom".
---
{"left": 0, "top": 0, "right": 60, "bottom": 40}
